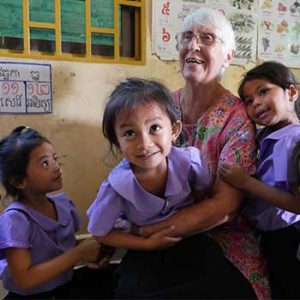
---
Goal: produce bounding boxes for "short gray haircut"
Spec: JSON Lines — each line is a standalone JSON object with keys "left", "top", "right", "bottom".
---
{"left": 181, "top": 8, "right": 236, "bottom": 54}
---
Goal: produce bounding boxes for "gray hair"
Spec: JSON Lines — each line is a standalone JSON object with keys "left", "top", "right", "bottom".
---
{"left": 182, "top": 8, "right": 236, "bottom": 54}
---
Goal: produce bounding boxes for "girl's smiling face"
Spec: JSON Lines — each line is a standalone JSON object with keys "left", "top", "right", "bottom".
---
{"left": 114, "top": 102, "right": 181, "bottom": 174}
{"left": 242, "top": 78, "right": 298, "bottom": 128}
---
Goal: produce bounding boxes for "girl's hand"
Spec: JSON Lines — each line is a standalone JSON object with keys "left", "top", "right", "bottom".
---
{"left": 145, "top": 226, "right": 182, "bottom": 250}
{"left": 95, "top": 244, "right": 115, "bottom": 268}
{"left": 76, "top": 238, "right": 101, "bottom": 263}
{"left": 218, "top": 162, "right": 249, "bottom": 189}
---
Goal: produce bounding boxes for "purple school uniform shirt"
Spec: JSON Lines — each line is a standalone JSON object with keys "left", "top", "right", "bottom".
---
{"left": 244, "top": 124, "right": 300, "bottom": 231}
{"left": 87, "top": 146, "right": 210, "bottom": 236}
{"left": 0, "top": 193, "right": 81, "bottom": 296}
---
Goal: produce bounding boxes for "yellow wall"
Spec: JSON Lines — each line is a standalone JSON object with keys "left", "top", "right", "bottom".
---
{"left": 1, "top": 1, "right": 300, "bottom": 231}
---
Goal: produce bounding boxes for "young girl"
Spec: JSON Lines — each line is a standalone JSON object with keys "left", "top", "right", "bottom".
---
{"left": 87, "top": 78, "right": 256, "bottom": 299}
{"left": 0, "top": 126, "right": 114, "bottom": 299}
{"left": 218, "top": 61, "right": 300, "bottom": 299}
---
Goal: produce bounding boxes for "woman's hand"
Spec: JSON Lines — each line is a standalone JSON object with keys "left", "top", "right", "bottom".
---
{"left": 144, "top": 226, "right": 182, "bottom": 250}
{"left": 218, "top": 162, "right": 249, "bottom": 189}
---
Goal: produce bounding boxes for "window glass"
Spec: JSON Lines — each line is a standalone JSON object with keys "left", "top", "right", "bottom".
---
{"left": 0, "top": 0, "right": 145, "bottom": 64}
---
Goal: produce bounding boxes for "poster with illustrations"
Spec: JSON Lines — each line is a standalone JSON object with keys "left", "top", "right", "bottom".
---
{"left": 152, "top": 0, "right": 300, "bottom": 67}
{"left": 258, "top": 0, "right": 300, "bottom": 67}
{"left": 152, "top": 0, "right": 258, "bottom": 65}
{"left": 211, "top": 2, "right": 257, "bottom": 65}
{"left": 152, "top": 0, "right": 208, "bottom": 60}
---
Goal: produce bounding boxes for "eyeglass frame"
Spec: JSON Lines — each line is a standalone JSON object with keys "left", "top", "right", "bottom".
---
{"left": 176, "top": 31, "right": 224, "bottom": 50}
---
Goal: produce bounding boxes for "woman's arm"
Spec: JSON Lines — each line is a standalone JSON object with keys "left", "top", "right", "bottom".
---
{"left": 141, "top": 179, "right": 243, "bottom": 238}
{"left": 6, "top": 238, "right": 100, "bottom": 290}
{"left": 219, "top": 162, "right": 300, "bottom": 213}
{"left": 95, "top": 227, "right": 181, "bottom": 250}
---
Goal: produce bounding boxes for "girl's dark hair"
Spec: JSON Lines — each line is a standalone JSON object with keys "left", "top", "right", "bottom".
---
{"left": 238, "top": 61, "right": 300, "bottom": 115}
{"left": 102, "top": 77, "right": 178, "bottom": 151}
{"left": 0, "top": 126, "right": 50, "bottom": 198}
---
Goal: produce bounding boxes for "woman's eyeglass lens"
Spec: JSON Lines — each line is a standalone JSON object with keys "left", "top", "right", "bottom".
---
{"left": 177, "top": 32, "right": 223, "bottom": 47}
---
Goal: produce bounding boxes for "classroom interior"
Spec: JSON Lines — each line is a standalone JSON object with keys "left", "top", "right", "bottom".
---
{"left": 0, "top": 0, "right": 300, "bottom": 233}
{"left": 0, "top": 0, "right": 300, "bottom": 297}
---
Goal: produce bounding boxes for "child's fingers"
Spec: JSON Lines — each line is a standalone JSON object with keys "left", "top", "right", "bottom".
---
{"left": 97, "top": 256, "right": 110, "bottom": 268}
{"left": 218, "top": 167, "right": 227, "bottom": 179}
{"left": 220, "top": 162, "right": 239, "bottom": 170}
{"left": 159, "top": 236, "right": 182, "bottom": 249}
{"left": 85, "top": 262, "right": 101, "bottom": 269}
{"left": 219, "top": 162, "right": 229, "bottom": 168}
{"left": 166, "top": 236, "right": 182, "bottom": 243}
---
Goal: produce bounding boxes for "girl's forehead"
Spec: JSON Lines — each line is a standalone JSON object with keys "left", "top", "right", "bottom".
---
{"left": 242, "top": 79, "right": 272, "bottom": 95}
{"left": 244, "top": 78, "right": 270, "bottom": 87}
{"left": 119, "top": 101, "right": 164, "bottom": 115}
{"left": 115, "top": 102, "right": 168, "bottom": 125}
{"left": 30, "top": 142, "right": 54, "bottom": 157}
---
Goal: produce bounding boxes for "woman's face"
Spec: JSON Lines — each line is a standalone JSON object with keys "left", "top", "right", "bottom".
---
{"left": 178, "top": 25, "right": 233, "bottom": 85}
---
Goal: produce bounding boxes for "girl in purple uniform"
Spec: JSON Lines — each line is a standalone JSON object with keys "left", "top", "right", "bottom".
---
{"left": 0, "top": 127, "right": 114, "bottom": 299}
{"left": 218, "top": 61, "right": 300, "bottom": 299}
{"left": 88, "top": 78, "right": 256, "bottom": 299}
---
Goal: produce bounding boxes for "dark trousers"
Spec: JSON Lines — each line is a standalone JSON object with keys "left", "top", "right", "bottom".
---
{"left": 5, "top": 264, "right": 117, "bottom": 300}
{"left": 114, "top": 233, "right": 255, "bottom": 299}
{"left": 262, "top": 224, "right": 300, "bottom": 299}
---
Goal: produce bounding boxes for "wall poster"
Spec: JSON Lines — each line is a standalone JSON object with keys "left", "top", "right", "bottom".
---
{"left": 152, "top": 0, "right": 300, "bottom": 67}
{"left": 0, "top": 62, "right": 52, "bottom": 114}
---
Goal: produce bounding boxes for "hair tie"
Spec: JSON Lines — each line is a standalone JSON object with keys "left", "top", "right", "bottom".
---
{"left": 12, "top": 126, "right": 31, "bottom": 135}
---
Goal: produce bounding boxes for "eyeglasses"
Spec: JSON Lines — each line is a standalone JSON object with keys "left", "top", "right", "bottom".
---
{"left": 176, "top": 31, "right": 223, "bottom": 48}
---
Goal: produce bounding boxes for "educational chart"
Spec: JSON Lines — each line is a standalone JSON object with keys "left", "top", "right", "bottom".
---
{"left": 152, "top": 0, "right": 258, "bottom": 65}
{"left": 257, "top": 0, "right": 300, "bottom": 67}
{"left": 0, "top": 62, "right": 52, "bottom": 114}
{"left": 152, "top": 0, "right": 300, "bottom": 67}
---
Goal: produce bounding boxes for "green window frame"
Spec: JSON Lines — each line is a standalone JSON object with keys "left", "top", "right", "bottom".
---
{"left": 0, "top": 0, "right": 145, "bottom": 65}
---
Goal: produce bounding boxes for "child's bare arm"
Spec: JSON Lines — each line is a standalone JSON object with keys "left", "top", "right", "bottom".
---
{"left": 219, "top": 162, "right": 300, "bottom": 213}
{"left": 6, "top": 238, "right": 100, "bottom": 290}
{"left": 239, "top": 175, "right": 300, "bottom": 213}
{"left": 95, "top": 227, "right": 182, "bottom": 251}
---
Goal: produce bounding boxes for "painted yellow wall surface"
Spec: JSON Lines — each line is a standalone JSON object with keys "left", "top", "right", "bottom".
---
{"left": 0, "top": 1, "right": 300, "bottom": 232}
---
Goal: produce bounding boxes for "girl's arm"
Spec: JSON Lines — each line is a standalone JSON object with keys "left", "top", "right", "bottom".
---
{"left": 6, "top": 238, "right": 100, "bottom": 290}
{"left": 95, "top": 227, "right": 181, "bottom": 251}
{"left": 219, "top": 162, "right": 300, "bottom": 213}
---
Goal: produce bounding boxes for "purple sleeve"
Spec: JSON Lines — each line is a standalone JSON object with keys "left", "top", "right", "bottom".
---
{"left": 273, "top": 136, "right": 298, "bottom": 190}
{"left": 87, "top": 180, "right": 124, "bottom": 236}
{"left": 0, "top": 210, "right": 31, "bottom": 259}
{"left": 188, "top": 147, "right": 212, "bottom": 190}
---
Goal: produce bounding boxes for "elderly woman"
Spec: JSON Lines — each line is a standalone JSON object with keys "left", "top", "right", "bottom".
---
{"left": 137, "top": 8, "right": 270, "bottom": 299}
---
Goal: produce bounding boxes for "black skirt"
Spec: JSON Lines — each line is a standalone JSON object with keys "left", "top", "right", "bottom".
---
{"left": 114, "top": 233, "right": 255, "bottom": 299}
{"left": 262, "top": 223, "right": 300, "bottom": 299}
{"left": 5, "top": 264, "right": 117, "bottom": 300}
